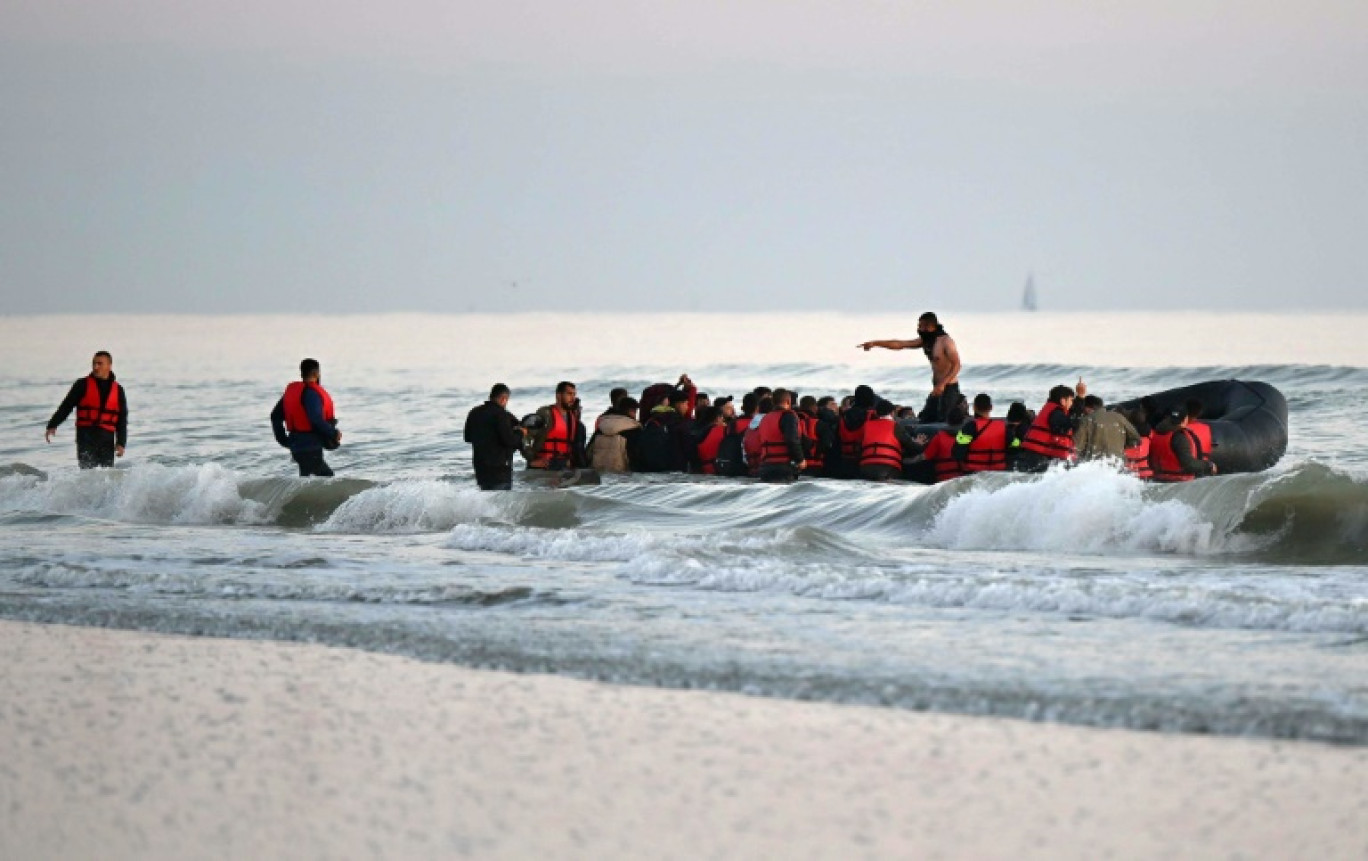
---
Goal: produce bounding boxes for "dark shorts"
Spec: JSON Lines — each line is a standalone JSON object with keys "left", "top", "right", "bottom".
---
{"left": 76, "top": 427, "right": 116, "bottom": 469}
{"left": 292, "top": 449, "right": 335, "bottom": 477}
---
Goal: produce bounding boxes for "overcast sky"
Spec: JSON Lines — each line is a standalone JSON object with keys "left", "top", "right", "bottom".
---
{"left": 2, "top": 1, "right": 1365, "bottom": 314}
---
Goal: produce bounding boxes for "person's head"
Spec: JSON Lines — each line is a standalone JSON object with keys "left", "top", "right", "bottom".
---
{"left": 752, "top": 386, "right": 773, "bottom": 400}
{"left": 1083, "top": 395, "right": 1104, "bottom": 413}
{"left": 1168, "top": 406, "right": 1189, "bottom": 428}
{"left": 555, "top": 381, "right": 577, "bottom": 409}
{"left": 973, "top": 393, "right": 992, "bottom": 418}
{"left": 1049, "top": 384, "right": 1076, "bottom": 411}
{"left": 771, "top": 389, "right": 793, "bottom": 409}
{"left": 1005, "top": 401, "right": 1028, "bottom": 425}
{"left": 695, "top": 393, "right": 711, "bottom": 409}
{"left": 616, "top": 396, "right": 639, "bottom": 419}
{"left": 669, "top": 388, "right": 691, "bottom": 414}
{"left": 798, "top": 395, "right": 817, "bottom": 416}
{"left": 1185, "top": 398, "right": 1205, "bottom": 421}
{"left": 300, "top": 358, "right": 321, "bottom": 382}
{"left": 875, "top": 398, "right": 895, "bottom": 418}
{"left": 758, "top": 395, "right": 774, "bottom": 414}
{"left": 91, "top": 351, "right": 113, "bottom": 379}
{"left": 853, "top": 384, "right": 875, "bottom": 410}
{"left": 740, "top": 392, "right": 758, "bottom": 417}
{"left": 695, "top": 405, "right": 722, "bottom": 427}
{"left": 946, "top": 398, "right": 969, "bottom": 426}
{"left": 839, "top": 395, "right": 854, "bottom": 412}
{"left": 917, "top": 311, "right": 941, "bottom": 335}
{"left": 489, "top": 383, "right": 511, "bottom": 407}
{"left": 609, "top": 387, "right": 628, "bottom": 408}
{"left": 716, "top": 397, "right": 736, "bottom": 420}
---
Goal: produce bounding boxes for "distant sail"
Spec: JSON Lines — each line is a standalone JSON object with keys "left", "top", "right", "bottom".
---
{"left": 1022, "top": 274, "right": 1038, "bottom": 312}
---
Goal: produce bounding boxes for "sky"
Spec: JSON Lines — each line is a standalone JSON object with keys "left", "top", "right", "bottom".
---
{"left": 1, "top": 1, "right": 1365, "bottom": 314}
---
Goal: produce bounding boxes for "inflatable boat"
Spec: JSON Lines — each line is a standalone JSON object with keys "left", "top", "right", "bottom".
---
{"left": 1113, "top": 380, "right": 1287, "bottom": 474}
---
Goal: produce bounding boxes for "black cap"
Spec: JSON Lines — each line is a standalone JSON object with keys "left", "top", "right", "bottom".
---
{"left": 669, "top": 388, "right": 691, "bottom": 403}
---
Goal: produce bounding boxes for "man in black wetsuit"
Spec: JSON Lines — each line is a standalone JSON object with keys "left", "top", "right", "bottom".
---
{"left": 45, "top": 350, "right": 128, "bottom": 469}
{"left": 464, "top": 383, "right": 526, "bottom": 490}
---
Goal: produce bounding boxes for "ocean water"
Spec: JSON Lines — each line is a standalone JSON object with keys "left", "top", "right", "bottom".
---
{"left": 2, "top": 311, "right": 1366, "bottom": 744}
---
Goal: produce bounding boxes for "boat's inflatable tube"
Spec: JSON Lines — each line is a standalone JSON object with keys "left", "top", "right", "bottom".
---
{"left": 897, "top": 380, "right": 1287, "bottom": 476}
{"left": 1114, "top": 380, "right": 1287, "bottom": 474}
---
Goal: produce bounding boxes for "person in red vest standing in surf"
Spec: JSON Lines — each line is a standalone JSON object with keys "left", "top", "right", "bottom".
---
{"left": 45, "top": 350, "right": 128, "bottom": 469}
{"left": 270, "top": 358, "right": 342, "bottom": 477}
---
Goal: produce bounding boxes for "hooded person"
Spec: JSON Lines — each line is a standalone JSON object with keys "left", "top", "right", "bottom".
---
{"left": 587, "top": 396, "right": 642, "bottom": 473}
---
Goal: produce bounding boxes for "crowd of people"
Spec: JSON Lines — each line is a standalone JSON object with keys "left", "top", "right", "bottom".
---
{"left": 43, "top": 311, "right": 1220, "bottom": 490}
{"left": 461, "top": 376, "right": 1220, "bottom": 491}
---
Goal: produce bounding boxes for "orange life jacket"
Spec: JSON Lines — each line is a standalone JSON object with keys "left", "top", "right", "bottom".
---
{"left": 1124, "top": 435, "right": 1153, "bottom": 479}
{"left": 281, "top": 381, "right": 336, "bottom": 434}
{"left": 839, "top": 410, "right": 875, "bottom": 461}
{"left": 1020, "top": 401, "right": 1075, "bottom": 461}
{"left": 921, "top": 430, "right": 965, "bottom": 482}
{"left": 696, "top": 424, "right": 726, "bottom": 475}
{"left": 76, "top": 376, "right": 121, "bottom": 432}
{"left": 536, "top": 408, "right": 579, "bottom": 465}
{"left": 1189, "top": 420, "right": 1213, "bottom": 462}
{"left": 956, "top": 417, "right": 1008, "bottom": 473}
{"left": 1149, "top": 428, "right": 1198, "bottom": 482}
{"left": 757, "top": 409, "right": 798, "bottom": 465}
{"left": 798, "top": 413, "right": 823, "bottom": 471}
{"left": 859, "top": 418, "right": 902, "bottom": 470}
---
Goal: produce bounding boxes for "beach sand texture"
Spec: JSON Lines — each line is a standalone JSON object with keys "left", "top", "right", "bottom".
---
{"left": 2, "top": 620, "right": 1365, "bottom": 859}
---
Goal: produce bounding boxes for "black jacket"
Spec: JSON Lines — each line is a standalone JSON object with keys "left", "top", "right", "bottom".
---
{"left": 48, "top": 375, "right": 128, "bottom": 447}
{"left": 464, "top": 401, "right": 523, "bottom": 476}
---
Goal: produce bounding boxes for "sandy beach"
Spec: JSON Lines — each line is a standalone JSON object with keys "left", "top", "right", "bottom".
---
{"left": 0, "top": 620, "right": 1364, "bottom": 860}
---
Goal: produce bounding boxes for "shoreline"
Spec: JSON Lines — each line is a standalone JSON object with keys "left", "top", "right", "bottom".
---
{"left": 2, "top": 620, "right": 1365, "bottom": 859}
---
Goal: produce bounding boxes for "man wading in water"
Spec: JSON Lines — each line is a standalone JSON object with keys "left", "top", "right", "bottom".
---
{"left": 858, "top": 311, "right": 962, "bottom": 423}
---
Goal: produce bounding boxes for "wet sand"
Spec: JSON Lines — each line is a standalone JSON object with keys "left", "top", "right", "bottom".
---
{"left": 1, "top": 620, "right": 1364, "bottom": 859}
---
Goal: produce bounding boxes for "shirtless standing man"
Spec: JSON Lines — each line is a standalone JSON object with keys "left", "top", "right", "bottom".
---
{"left": 858, "top": 311, "right": 962, "bottom": 423}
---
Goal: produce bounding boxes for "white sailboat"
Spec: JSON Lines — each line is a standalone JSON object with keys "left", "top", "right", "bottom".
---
{"left": 1021, "top": 273, "right": 1038, "bottom": 312}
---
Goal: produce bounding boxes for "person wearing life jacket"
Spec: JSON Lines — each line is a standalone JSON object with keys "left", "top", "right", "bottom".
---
{"left": 269, "top": 357, "right": 342, "bottom": 477}
{"left": 1185, "top": 399, "right": 1215, "bottom": 467}
{"left": 833, "top": 385, "right": 878, "bottom": 479}
{"left": 951, "top": 393, "right": 1010, "bottom": 474}
{"left": 691, "top": 406, "right": 729, "bottom": 475}
{"left": 464, "top": 383, "right": 528, "bottom": 490}
{"left": 859, "top": 398, "right": 923, "bottom": 481}
{"left": 755, "top": 389, "right": 807, "bottom": 483}
{"left": 743, "top": 394, "right": 774, "bottom": 476}
{"left": 1016, "top": 380, "right": 1088, "bottom": 473}
{"left": 1074, "top": 394, "right": 1141, "bottom": 464}
{"left": 1123, "top": 416, "right": 1154, "bottom": 479}
{"left": 1149, "top": 406, "right": 1219, "bottom": 482}
{"left": 45, "top": 350, "right": 129, "bottom": 469}
{"left": 858, "top": 312, "right": 963, "bottom": 423}
{"left": 714, "top": 394, "right": 753, "bottom": 477}
{"left": 586, "top": 396, "right": 642, "bottom": 474}
{"left": 526, "top": 381, "right": 585, "bottom": 471}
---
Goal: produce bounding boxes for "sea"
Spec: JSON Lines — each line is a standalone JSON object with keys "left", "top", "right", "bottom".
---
{"left": 2, "top": 311, "right": 1366, "bottom": 744}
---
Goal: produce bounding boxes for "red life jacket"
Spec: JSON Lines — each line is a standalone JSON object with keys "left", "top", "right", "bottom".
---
{"left": 921, "top": 431, "right": 965, "bottom": 482}
{"left": 1020, "top": 401, "right": 1075, "bottom": 461}
{"left": 76, "top": 376, "right": 121, "bottom": 432}
{"left": 1149, "top": 428, "right": 1198, "bottom": 482}
{"left": 696, "top": 424, "right": 726, "bottom": 475}
{"left": 536, "top": 408, "right": 579, "bottom": 465}
{"left": 956, "top": 417, "right": 1008, "bottom": 473}
{"left": 1189, "top": 421, "right": 1213, "bottom": 462}
{"left": 1124, "top": 435, "right": 1153, "bottom": 479}
{"left": 859, "top": 418, "right": 902, "bottom": 470}
{"left": 798, "top": 413, "right": 823, "bottom": 471}
{"left": 282, "top": 381, "right": 336, "bottom": 433}
{"left": 757, "top": 409, "right": 798, "bottom": 465}
{"left": 743, "top": 416, "right": 764, "bottom": 473}
{"left": 840, "top": 410, "right": 875, "bottom": 461}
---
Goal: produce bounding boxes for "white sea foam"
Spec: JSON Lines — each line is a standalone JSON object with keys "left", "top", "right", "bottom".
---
{"left": 0, "top": 463, "right": 265, "bottom": 526}
{"left": 927, "top": 461, "right": 1217, "bottom": 554}
{"left": 318, "top": 481, "right": 499, "bottom": 533}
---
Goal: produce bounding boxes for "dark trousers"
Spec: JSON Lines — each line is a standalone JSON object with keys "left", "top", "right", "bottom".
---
{"left": 917, "top": 382, "right": 962, "bottom": 423}
{"left": 475, "top": 466, "right": 513, "bottom": 491}
{"left": 76, "top": 427, "right": 116, "bottom": 469}
{"left": 292, "top": 449, "right": 335, "bottom": 477}
{"left": 859, "top": 463, "right": 903, "bottom": 482}
{"left": 757, "top": 463, "right": 799, "bottom": 484}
